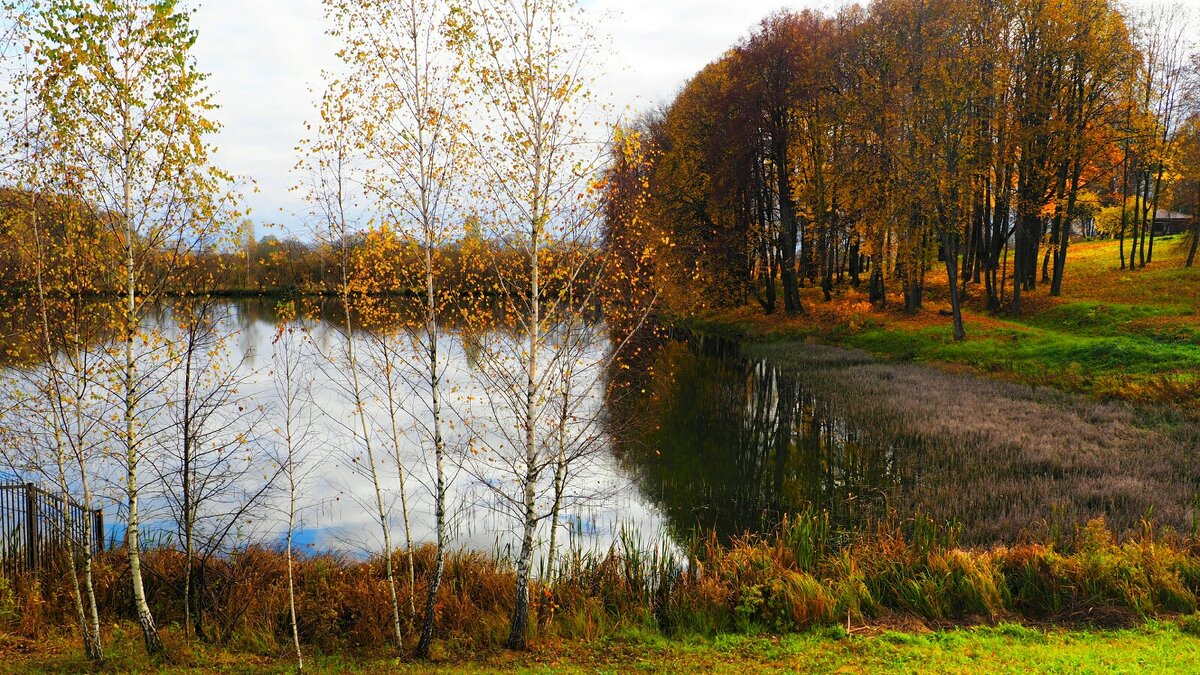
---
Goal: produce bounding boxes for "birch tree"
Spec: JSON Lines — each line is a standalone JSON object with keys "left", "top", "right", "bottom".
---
{"left": 0, "top": 194, "right": 108, "bottom": 663}
{"left": 457, "top": 0, "right": 657, "bottom": 650}
{"left": 298, "top": 87, "right": 408, "bottom": 651}
{"left": 1, "top": 10, "right": 106, "bottom": 660}
{"left": 323, "top": 0, "right": 469, "bottom": 657}
{"left": 271, "top": 300, "right": 315, "bottom": 672}
{"left": 34, "top": 0, "right": 233, "bottom": 655}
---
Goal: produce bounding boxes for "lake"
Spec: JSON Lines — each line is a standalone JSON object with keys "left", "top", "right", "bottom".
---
{"left": 4, "top": 298, "right": 1197, "bottom": 559}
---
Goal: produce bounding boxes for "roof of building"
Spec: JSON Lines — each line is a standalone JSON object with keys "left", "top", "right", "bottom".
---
{"left": 1154, "top": 209, "right": 1193, "bottom": 220}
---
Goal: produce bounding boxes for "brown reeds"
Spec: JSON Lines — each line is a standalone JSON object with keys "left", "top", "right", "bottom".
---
{"left": 6, "top": 513, "right": 1200, "bottom": 656}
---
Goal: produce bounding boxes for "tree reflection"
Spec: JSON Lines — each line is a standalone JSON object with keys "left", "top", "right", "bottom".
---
{"left": 607, "top": 334, "right": 906, "bottom": 543}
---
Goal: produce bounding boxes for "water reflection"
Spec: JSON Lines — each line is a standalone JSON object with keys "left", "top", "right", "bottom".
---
{"left": 608, "top": 335, "right": 915, "bottom": 543}
{"left": 0, "top": 297, "right": 665, "bottom": 557}
{"left": 8, "top": 301, "right": 1191, "bottom": 555}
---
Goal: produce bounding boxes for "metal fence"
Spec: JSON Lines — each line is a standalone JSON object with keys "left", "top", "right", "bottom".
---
{"left": 0, "top": 483, "right": 104, "bottom": 576}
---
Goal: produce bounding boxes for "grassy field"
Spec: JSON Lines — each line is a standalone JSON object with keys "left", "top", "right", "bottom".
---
{"left": 6, "top": 621, "right": 1200, "bottom": 673}
{"left": 691, "top": 236, "right": 1200, "bottom": 405}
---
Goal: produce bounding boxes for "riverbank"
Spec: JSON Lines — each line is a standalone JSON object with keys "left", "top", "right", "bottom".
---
{"left": 10, "top": 511, "right": 1200, "bottom": 671}
{"left": 7, "top": 620, "right": 1200, "bottom": 673}
{"left": 685, "top": 237, "right": 1200, "bottom": 407}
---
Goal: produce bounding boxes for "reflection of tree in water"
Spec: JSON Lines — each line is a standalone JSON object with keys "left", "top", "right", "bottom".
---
{"left": 606, "top": 334, "right": 909, "bottom": 543}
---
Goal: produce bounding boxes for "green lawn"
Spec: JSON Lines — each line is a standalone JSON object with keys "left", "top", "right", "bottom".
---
{"left": 694, "top": 237, "right": 1200, "bottom": 404}
{"left": 10, "top": 622, "right": 1200, "bottom": 673}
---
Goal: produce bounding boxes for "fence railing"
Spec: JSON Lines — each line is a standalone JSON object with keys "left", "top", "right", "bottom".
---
{"left": 0, "top": 483, "right": 104, "bottom": 576}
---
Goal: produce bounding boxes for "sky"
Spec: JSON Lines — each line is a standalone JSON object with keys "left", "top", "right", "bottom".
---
{"left": 189, "top": 0, "right": 1197, "bottom": 234}
{"left": 188, "top": 0, "right": 849, "bottom": 234}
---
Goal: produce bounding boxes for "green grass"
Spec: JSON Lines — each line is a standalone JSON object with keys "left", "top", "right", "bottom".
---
{"left": 843, "top": 315, "right": 1200, "bottom": 378}
{"left": 10, "top": 621, "right": 1200, "bottom": 673}
{"left": 694, "top": 238, "right": 1200, "bottom": 403}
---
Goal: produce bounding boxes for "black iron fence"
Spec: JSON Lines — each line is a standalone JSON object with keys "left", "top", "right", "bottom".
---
{"left": 0, "top": 483, "right": 104, "bottom": 576}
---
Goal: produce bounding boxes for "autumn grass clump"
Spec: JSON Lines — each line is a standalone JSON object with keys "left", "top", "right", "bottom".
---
{"left": 9, "top": 513, "right": 1200, "bottom": 662}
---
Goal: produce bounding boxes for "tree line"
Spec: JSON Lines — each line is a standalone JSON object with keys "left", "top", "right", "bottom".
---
{"left": 605, "top": 0, "right": 1200, "bottom": 340}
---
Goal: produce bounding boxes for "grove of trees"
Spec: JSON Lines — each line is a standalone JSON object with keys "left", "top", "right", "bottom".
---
{"left": 605, "top": 0, "right": 1200, "bottom": 340}
{"left": 1, "top": 0, "right": 1199, "bottom": 668}
{"left": 0, "top": 0, "right": 652, "bottom": 666}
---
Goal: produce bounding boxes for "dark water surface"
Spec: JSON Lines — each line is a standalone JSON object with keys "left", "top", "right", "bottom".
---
{"left": 610, "top": 333, "right": 1200, "bottom": 546}
{"left": 608, "top": 336, "right": 914, "bottom": 541}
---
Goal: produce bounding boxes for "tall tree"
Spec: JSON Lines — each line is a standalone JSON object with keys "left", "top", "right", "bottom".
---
{"left": 270, "top": 301, "right": 316, "bottom": 672}
{"left": 460, "top": 0, "right": 653, "bottom": 650}
{"left": 322, "top": 0, "right": 469, "bottom": 657}
{"left": 298, "top": 86, "right": 408, "bottom": 652}
{"left": 34, "top": 0, "right": 232, "bottom": 655}
{"left": 734, "top": 11, "right": 827, "bottom": 313}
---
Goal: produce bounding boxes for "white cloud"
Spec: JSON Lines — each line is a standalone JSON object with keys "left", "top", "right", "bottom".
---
{"left": 590, "top": 0, "right": 848, "bottom": 112}
{"left": 189, "top": 0, "right": 847, "bottom": 232}
{"left": 188, "top": 0, "right": 1199, "bottom": 233}
{"left": 191, "top": 0, "right": 336, "bottom": 233}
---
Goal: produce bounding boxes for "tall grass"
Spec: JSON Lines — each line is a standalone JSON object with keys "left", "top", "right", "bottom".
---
{"left": 7, "top": 512, "right": 1200, "bottom": 656}
{"left": 744, "top": 341, "right": 1200, "bottom": 546}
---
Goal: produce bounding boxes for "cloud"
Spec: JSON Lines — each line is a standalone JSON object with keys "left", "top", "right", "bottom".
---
{"left": 191, "top": 0, "right": 335, "bottom": 233}
{"left": 188, "top": 0, "right": 1197, "bottom": 233}
{"left": 590, "top": 0, "right": 848, "bottom": 112}
{"left": 190, "top": 0, "right": 847, "bottom": 232}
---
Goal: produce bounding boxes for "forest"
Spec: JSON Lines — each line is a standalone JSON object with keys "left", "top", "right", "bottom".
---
{"left": 0, "top": 0, "right": 1199, "bottom": 673}
{"left": 604, "top": 0, "right": 1200, "bottom": 341}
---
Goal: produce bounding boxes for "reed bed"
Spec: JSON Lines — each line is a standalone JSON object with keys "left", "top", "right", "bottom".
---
{"left": 6, "top": 512, "right": 1200, "bottom": 656}
{"left": 746, "top": 342, "right": 1200, "bottom": 545}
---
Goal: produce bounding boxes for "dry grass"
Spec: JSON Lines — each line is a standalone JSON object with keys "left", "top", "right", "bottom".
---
{"left": 744, "top": 342, "right": 1200, "bottom": 546}
{"left": 7, "top": 512, "right": 1200, "bottom": 664}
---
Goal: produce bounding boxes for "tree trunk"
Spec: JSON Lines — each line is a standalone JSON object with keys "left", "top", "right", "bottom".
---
{"left": 284, "top": 375, "right": 303, "bottom": 672}
{"left": 1051, "top": 156, "right": 1083, "bottom": 297}
{"left": 383, "top": 360, "right": 416, "bottom": 619}
{"left": 338, "top": 211, "right": 404, "bottom": 651}
{"left": 182, "top": 343, "right": 195, "bottom": 641}
{"left": 31, "top": 195, "right": 104, "bottom": 663}
{"left": 1147, "top": 161, "right": 1166, "bottom": 264}
{"left": 508, "top": 215, "right": 541, "bottom": 651}
{"left": 1187, "top": 218, "right": 1199, "bottom": 268}
{"left": 1117, "top": 147, "right": 1130, "bottom": 269}
{"left": 77, "top": 464, "right": 102, "bottom": 662}
{"left": 124, "top": 168, "right": 162, "bottom": 657}
{"left": 774, "top": 132, "right": 801, "bottom": 313}
{"left": 417, "top": 242, "right": 448, "bottom": 660}
{"left": 286, "top": 515, "right": 302, "bottom": 672}
{"left": 347, "top": 317, "right": 404, "bottom": 652}
{"left": 942, "top": 231, "right": 966, "bottom": 341}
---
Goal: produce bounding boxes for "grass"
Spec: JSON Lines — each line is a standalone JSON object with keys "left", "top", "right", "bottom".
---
{"left": 688, "top": 237, "right": 1200, "bottom": 405}
{"left": 12, "top": 514, "right": 1200, "bottom": 670}
{"left": 6, "top": 621, "right": 1200, "bottom": 672}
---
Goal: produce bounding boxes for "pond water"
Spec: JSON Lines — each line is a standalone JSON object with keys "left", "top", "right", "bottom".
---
{"left": 4, "top": 299, "right": 1196, "bottom": 557}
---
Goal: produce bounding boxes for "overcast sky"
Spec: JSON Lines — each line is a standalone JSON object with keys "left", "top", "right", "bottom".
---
{"left": 189, "top": 0, "right": 856, "bottom": 232}
{"left": 189, "top": 0, "right": 1195, "bottom": 233}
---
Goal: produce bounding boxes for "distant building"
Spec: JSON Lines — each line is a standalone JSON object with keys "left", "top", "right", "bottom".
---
{"left": 1152, "top": 209, "right": 1193, "bottom": 236}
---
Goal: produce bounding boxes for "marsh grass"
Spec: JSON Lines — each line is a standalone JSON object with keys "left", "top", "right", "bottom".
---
{"left": 8, "top": 510, "right": 1200, "bottom": 663}
{"left": 745, "top": 341, "right": 1200, "bottom": 546}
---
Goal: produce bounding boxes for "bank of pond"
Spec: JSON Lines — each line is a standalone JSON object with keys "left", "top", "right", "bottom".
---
{"left": 5, "top": 513, "right": 1200, "bottom": 660}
